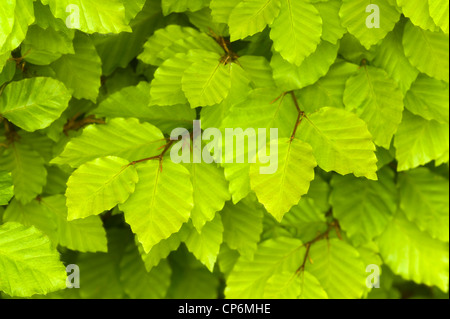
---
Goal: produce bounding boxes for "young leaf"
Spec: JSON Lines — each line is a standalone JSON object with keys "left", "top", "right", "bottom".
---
{"left": 377, "top": 211, "right": 449, "bottom": 292}
{"left": 340, "top": 0, "right": 401, "bottom": 49}
{"left": 0, "top": 142, "right": 47, "bottom": 204}
{"left": 403, "top": 21, "right": 449, "bottom": 83}
{"left": 225, "top": 237, "right": 304, "bottom": 298}
{"left": 0, "top": 171, "right": 14, "bottom": 205}
{"left": 221, "top": 195, "right": 264, "bottom": 258}
{"left": 47, "top": 196, "right": 108, "bottom": 253}
{"left": 270, "top": 0, "right": 322, "bottom": 66}
{"left": 41, "top": 0, "right": 131, "bottom": 34}
{"left": 394, "top": 110, "right": 449, "bottom": 171}
{"left": 229, "top": 0, "right": 282, "bottom": 41}
{"left": 120, "top": 161, "right": 194, "bottom": 253}
{"left": 404, "top": 74, "right": 449, "bottom": 124}
{"left": 297, "top": 107, "right": 378, "bottom": 180}
{"left": 398, "top": 168, "right": 449, "bottom": 242}
{"left": 66, "top": 156, "right": 139, "bottom": 220}
{"left": 343, "top": 66, "right": 404, "bottom": 148}
{"left": 250, "top": 138, "right": 317, "bottom": 222}
{"left": 182, "top": 53, "right": 232, "bottom": 107}
{"left": 50, "top": 32, "right": 102, "bottom": 102}
{"left": 120, "top": 242, "right": 172, "bottom": 299}
{"left": 52, "top": 118, "right": 165, "bottom": 168}
{"left": 307, "top": 239, "right": 367, "bottom": 299}
{"left": 0, "top": 222, "right": 67, "bottom": 297}
{"left": 330, "top": 167, "right": 397, "bottom": 243}
{"left": 184, "top": 214, "right": 224, "bottom": 272}
{"left": 0, "top": 77, "right": 71, "bottom": 132}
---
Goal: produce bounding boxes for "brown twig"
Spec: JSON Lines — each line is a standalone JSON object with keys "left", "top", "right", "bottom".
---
{"left": 63, "top": 113, "right": 105, "bottom": 135}
{"left": 296, "top": 220, "right": 341, "bottom": 274}
{"left": 289, "top": 91, "right": 305, "bottom": 141}
{"left": 128, "top": 139, "right": 176, "bottom": 172}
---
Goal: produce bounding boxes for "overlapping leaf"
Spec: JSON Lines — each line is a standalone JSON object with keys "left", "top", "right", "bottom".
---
{"left": 0, "top": 222, "right": 67, "bottom": 297}
{"left": 66, "top": 156, "right": 139, "bottom": 220}
{"left": 52, "top": 118, "right": 165, "bottom": 167}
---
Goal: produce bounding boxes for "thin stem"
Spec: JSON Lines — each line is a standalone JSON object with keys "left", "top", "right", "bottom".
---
{"left": 128, "top": 139, "right": 176, "bottom": 172}
{"left": 289, "top": 91, "right": 305, "bottom": 141}
{"left": 296, "top": 219, "right": 341, "bottom": 274}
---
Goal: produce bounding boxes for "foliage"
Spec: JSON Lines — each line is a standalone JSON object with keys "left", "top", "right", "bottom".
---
{"left": 0, "top": 0, "right": 448, "bottom": 299}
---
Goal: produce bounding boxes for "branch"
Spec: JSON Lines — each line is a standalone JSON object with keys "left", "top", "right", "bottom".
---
{"left": 128, "top": 139, "right": 176, "bottom": 172}
{"left": 64, "top": 113, "right": 105, "bottom": 135}
{"left": 289, "top": 91, "right": 305, "bottom": 141}
{"left": 296, "top": 219, "right": 341, "bottom": 274}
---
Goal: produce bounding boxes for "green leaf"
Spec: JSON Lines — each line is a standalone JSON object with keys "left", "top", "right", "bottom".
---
{"left": 398, "top": 168, "right": 449, "bottom": 242}
{"left": 93, "top": 82, "right": 196, "bottom": 134}
{"left": 22, "top": 25, "right": 75, "bottom": 66}
{"left": 221, "top": 195, "right": 264, "bottom": 258}
{"left": 184, "top": 214, "right": 224, "bottom": 272}
{"left": 0, "top": 142, "right": 47, "bottom": 204}
{"left": 394, "top": 110, "right": 449, "bottom": 171}
{"left": 161, "top": 0, "right": 209, "bottom": 15}
{"left": 0, "top": 0, "right": 35, "bottom": 54}
{"left": 270, "top": 0, "right": 322, "bottom": 66}
{"left": 403, "top": 21, "right": 449, "bottom": 83}
{"left": 138, "top": 25, "right": 222, "bottom": 66}
{"left": 0, "top": 222, "right": 67, "bottom": 297}
{"left": 0, "top": 77, "right": 71, "bottom": 132}
{"left": 120, "top": 242, "right": 172, "bottom": 299}
{"left": 225, "top": 237, "right": 304, "bottom": 298}
{"left": 297, "top": 60, "right": 360, "bottom": 113}
{"left": 210, "top": 0, "right": 240, "bottom": 24}
{"left": 250, "top": 138, "right": 317, "bottom": 222}
{"left": 238, "top": 55, "right": 275, "bottom": 88}
{"left": 0, "top": 1, "right": 15, "bottom": 50}
{"left": 314, "top": 0, "right": 346, "bottom": 44}
{"left": 297, "top": 271, "right": 329, "bottom": 299}
{"left": 149, "top": 50, "right": 221, "bottom": 107}
{"left": 228, "top": 0, "right": 282, "bottom": 41}
{"left": 279, "top": 197, "right": 328, "bottom": 243}
{"left": 42, "top": 195, "right": 107, "bottom": 253}
{"left": 182, "top": 53, "right": 231, "bottom": 107}
{"left": 297, "top": 107, "right": 378, "bottom": 180}
{"left": 404, "top": 74, "right": 449, "bottom": 124}
{"left": 0, "top": 171, "right": 14, "bottom": 205}
{"left": 92, "top": 0, "right": 162, "bottom": 76}
{"left": 373, "top": 21, "right": 420, "bottom": 94}
{"left": 307, "top": 239, "right": 366, "bottom": 299}
{"left": 41, "top": 0, "right": 131, "bottom": 34}
{"left": 167, "top": 248, "right": 220, "bottom": 299}
{"left": 120, "top": 161, "right": 193, "bottom": 253}
{"left": 221, "top": 88, "right": 298, "bottom": 138}
{"left": 184, "top": 161, "right": 230, "bottom": 231}
{"left": 377, "top": 211, "right": 449, "bottom": 292}
{"left": 428, "top": 0, "right": 449, "bottom": 33}
{"left": 3, "top": 198, "right": 59, "bottom": 246}
{"left": 344, "top": 66, "right": 404, "bottom": 148}
{"left": 263, "top": 271, "right": 301, "bottom": 299}
{"left": 137, "top": 224, "right": 192, "bottom": 272}
{"left": 66, "top": 156, "right": 139, "bottom": 220}
{"left": 271, "top": 40, "right": 339, "bottom": 91}
{"left": 340, "top": 0, "right": 401, "bottom": 49}
{"left": 330, "top": 167, "right": 397, "bottom": 243}
{"left": 52, "top": 118, "right": 165, "bottom": 168}
{"left": 76, "top": 229, "right": 129, "bottom": 299}
{"left": 396, "top": 0, "right": 437, "bottom": 31}
{"left": 50, "top": 32, "right": 102, "bottom": 102}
